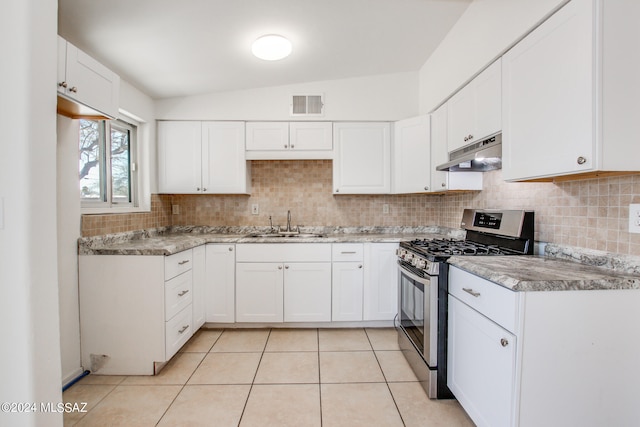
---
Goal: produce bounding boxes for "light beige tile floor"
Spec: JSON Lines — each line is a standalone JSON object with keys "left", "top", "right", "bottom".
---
{"left": 63, "top": 327, "right": 475, "bottom": 426}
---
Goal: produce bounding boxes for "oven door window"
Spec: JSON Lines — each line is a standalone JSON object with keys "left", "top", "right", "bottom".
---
{"left": 399, "top": 269, "right": 425, "bottom": 354}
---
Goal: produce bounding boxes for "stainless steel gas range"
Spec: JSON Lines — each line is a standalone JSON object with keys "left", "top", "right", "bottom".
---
{"left": 395, "top": 209, "right": 534, "bottom": 399}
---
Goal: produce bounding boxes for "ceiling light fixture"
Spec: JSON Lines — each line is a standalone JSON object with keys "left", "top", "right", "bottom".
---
{"left": 251, "top": 34, "right": 292, "bottom": 61}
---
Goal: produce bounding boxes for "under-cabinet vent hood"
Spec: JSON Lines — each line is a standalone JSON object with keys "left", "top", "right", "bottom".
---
{"left": 436, "top": 133, "right": 502, "bottom": 172}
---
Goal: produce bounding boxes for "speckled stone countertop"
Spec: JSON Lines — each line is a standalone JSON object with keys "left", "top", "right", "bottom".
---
{"left": 78, "top": 225, "right": 464, "bottom": 256}
{"left": 448, "top": 243, "right": 640, "bottom": 292}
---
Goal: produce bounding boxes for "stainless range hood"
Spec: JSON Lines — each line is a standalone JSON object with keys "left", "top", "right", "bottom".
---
{"left": 436, "top": 133, "right": 502, "bottom": 172}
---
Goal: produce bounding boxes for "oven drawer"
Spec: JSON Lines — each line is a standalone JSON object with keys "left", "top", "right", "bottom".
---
{"left": 449, "top": 266, "right": 520, "bottom": 333}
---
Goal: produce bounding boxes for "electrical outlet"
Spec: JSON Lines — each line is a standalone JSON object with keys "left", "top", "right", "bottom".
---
{"left": 629, "top": 204, "right": 640, "bottom": 234}
{"left": 251, "top": 204, "right": 259, "bottom": 215}
{"left": 383, "top": 204, "right": 390, "bottom": 214}
{"left": 172, "top": 204, "right": 180, "bottom": 215}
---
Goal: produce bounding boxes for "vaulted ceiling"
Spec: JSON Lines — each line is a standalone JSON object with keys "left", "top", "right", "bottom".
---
{"left": 58, "top": 0, "right": 471, "bottom": 99}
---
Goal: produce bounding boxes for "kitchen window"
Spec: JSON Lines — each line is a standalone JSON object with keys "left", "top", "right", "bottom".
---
{"left": 79, "top": 118, "right": 138, "bottom": 210}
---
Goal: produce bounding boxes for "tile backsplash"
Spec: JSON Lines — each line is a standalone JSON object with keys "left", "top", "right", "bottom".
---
{"left": 81, "top": 160, "right": 640, "bottom": 256}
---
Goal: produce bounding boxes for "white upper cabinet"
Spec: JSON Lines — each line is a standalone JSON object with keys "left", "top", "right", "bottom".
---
{"left": 502, "top": 0, "right": 640, "bottom": 181}
{"left": 430, "top": 104, "right": 483, "bottom": 192}
{"left": 392, "top": 115, "right": 431, "bottom": 194}
{"left": 245, "top": 122, "right": 289, "bottom": 151}
{"left": 158, "top": 121, "right": 249, "bottom": 194}
{"left": 158, "top": 121, "right": 202, "bottom": 194}
{"left": 57, "top": 36, "right": 120, "bottom": 119}
{"left": 246, "top": 122, "right": 333, "bottom": 159}
{"left": 447, "top": 59, "right": 502, "bottom": 153}
{"left": 333, "top": 122, "right": 391, "bottom": 194}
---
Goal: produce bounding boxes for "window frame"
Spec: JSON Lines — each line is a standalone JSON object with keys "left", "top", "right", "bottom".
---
{"left": 80, "top": 117, "right": 139, "bottom": 214}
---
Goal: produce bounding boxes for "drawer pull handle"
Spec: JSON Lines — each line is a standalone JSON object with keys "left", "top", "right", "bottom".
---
{"left": 341, "top": 251, "right": 357, "bottom": 254}
{"left": 178, "top": 290, "right": 189, "bottom": 297}
{"left": 178, "top": 260, "right": 190, "bottom": 265}
{"left": 500, "top": 338, "right": 509, "bottom": 347}
{"left": 463, "top": 288, "right": 481, "bottom": 297}
{"left": 178, "top": 325, "right": 189, "bottom": 334}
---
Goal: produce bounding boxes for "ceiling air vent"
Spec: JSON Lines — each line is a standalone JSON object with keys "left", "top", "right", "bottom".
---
{"left": 291, "top": 94, "right": 324, "bottom": 117}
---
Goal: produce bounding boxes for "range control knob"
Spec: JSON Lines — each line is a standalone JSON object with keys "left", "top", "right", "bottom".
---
{"left": 416, "top": 259, "right": 427, "bottom": 269}
{"left": 411, "top": 257, "right": 419, "bottom": 266}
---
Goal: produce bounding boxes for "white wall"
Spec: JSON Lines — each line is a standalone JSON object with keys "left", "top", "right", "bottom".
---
{"left": 1, "top": 0, "right": 63, "bottom": 425}
{"left": 419, "top": 0, "right": 569, "bottom": 113}
{"left": 155, "top": 71, "right": 419, "bottom": 121}
{"left": 56, "top": 116, "right": 83, "bottom": 386}
{"left": 56, "top": 80, "right": 155, "bottom": 385}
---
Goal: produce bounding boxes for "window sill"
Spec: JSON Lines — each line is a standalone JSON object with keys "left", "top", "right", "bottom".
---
{"left": 81, "top": 206, "right": 150, "bottom": 215}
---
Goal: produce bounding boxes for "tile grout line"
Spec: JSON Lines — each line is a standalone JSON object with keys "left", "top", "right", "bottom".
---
{"left": 317, "top": 328, "right": 323, "bottom": 427}
{"left": 236, "top": 327, "right": 272, "bottom": 427}
{"left": 364, "top": 328, "right": 408, "bottom": 427}
{"left": 155, "top": 328, "right": 225, "bottom": 426}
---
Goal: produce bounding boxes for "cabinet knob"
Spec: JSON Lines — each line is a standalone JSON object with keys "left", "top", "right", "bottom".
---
{"left": 358, "top": 265, "right": 363, "bottom": 269}
{"left": 58, "top": 81, "right": 68, "bottom": 88}
{"left": 69, "top": 86, "right": 78, "bottom": 93}
{"left": 228, "top": 247, "right": 233, "bottom": 251}
{"left": 290, "top": 144, "right": 294, "bottom": 148}
{"left": 441, "top": 182, "right": 446, "bottom": 187}
{"left": 278, "top": 265, "right": 283, "bottom": 270}
{"left": 577, "top": 156, "right": 587, "bottom": 165}
{"left": 285, "top": 265, "right": 289, "bottom": 269}
{"left": 500, "top": 338, "right": 509, "bottom": 347}
{"left": 335, "top": 189, "right": 339, "bottom": 193}
{"left": 284, "top": 144, "right": 288, "bottom": 148}
{"left": 424, "top": 186, "right": 429, "bottom": 191}
{"left": 196, "top": 187, "right": 201, "bottom": 191}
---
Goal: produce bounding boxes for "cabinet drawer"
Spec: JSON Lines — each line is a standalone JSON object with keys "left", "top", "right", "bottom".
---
{"left": 165, "top": 249, "right": 193, "bottom": 280}
{"left": 332, "top": 243, "right": 364, "bottom": 262}
{"left": 165, "top": 270, "right": 193, "bottom": 320}
{"left": 165, "top": 305, "right": 193, "bottom": 359}
{"left": 449, "top": 266, "right": 519, "bottom": 333}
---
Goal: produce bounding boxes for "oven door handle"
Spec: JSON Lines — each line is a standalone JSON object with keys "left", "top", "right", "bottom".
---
{"left": 398, "top": 264, "right": 431, "bottom": 286}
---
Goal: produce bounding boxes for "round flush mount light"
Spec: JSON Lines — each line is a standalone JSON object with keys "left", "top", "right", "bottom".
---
{"left": 251, "top": 34, "right": 292, "bottom": 61}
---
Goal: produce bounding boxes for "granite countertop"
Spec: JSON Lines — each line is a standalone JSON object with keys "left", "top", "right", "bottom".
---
{"left": 448, "top": 251, "right": 640, "bottom": 292}
{"left": 78, "top": 225, "right": 463, "bottom": 256}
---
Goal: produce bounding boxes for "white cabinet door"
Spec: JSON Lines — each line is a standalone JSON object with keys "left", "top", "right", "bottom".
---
{"left": 363, "top": 243, "right": 398, "bottom": 321}
{"left": 202, "top": 122, "right": 249, "bottom": 194}
{"left": 448, "top": 59, "right": 501, "bottom": 153}
{"left": 245, "top": 122, "right": 289, "bottom": 150}
{"left": 333, "top": 122, "right": 391, "bottom": 194}
{"left": 283, "top": 262, "right": 332, "bottom": 322}
{"left": 431, "top": 105, "right": 483, "bottom": 192}
{"left": 205, "top": 244, "right": 236, "bottom": 323}
{"left": 393, "top": 116, "right": 431, "bottom": 194}
{"left": 57, "top": 36, "right": 120, "bottom": 119}
{"left": 502, "top": 0, "right": 594, "bottom": 181}
{"left": 289, "top": 122, "right": 333, "bottom": 151}
{"left": 157, "top": 121, "right": 202, "bottom": 194}
{"left": 448, "top": 295, "right": 516, "bottom": 427}
{"left": 191, "top": 245, "right": 206, "bottom": 329}
{"left": 430, "top": 105, "right": 449, "bottom": 192}
{"left": 236, "top": 263, "right": 284, "bottom": 322}
{"left": 332, "top": 262, "right": 364, "bottom": 321}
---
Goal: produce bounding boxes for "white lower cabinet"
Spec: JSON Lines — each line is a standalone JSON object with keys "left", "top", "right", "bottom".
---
{"left": 204, "top": 244, "right": 236, "bottom": 323}
{"left": 191, "top": 245, "right": 206, "bottom": 329}
{"left": 447, "top": 265, "right": 640, "bottom": 427}
{"left": 78, "top": 250, "right": 196, "bottom": 375}
{"left": 236, "top": 263, "right": 285, "bottom": 322}
{"left": 363, "top": 243, "right": 398, "bottom": 321}
{"left": 235, "top": 244, "right": 332, "bottom": 323}
{"left": 448, "top": 295, "right": 516, "bottom": 427}
{"left": 332, "top": 261, "right": 364, "bottom": 321}
{"left": 284, "top": 263, "right": 332, "bottom": 322}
